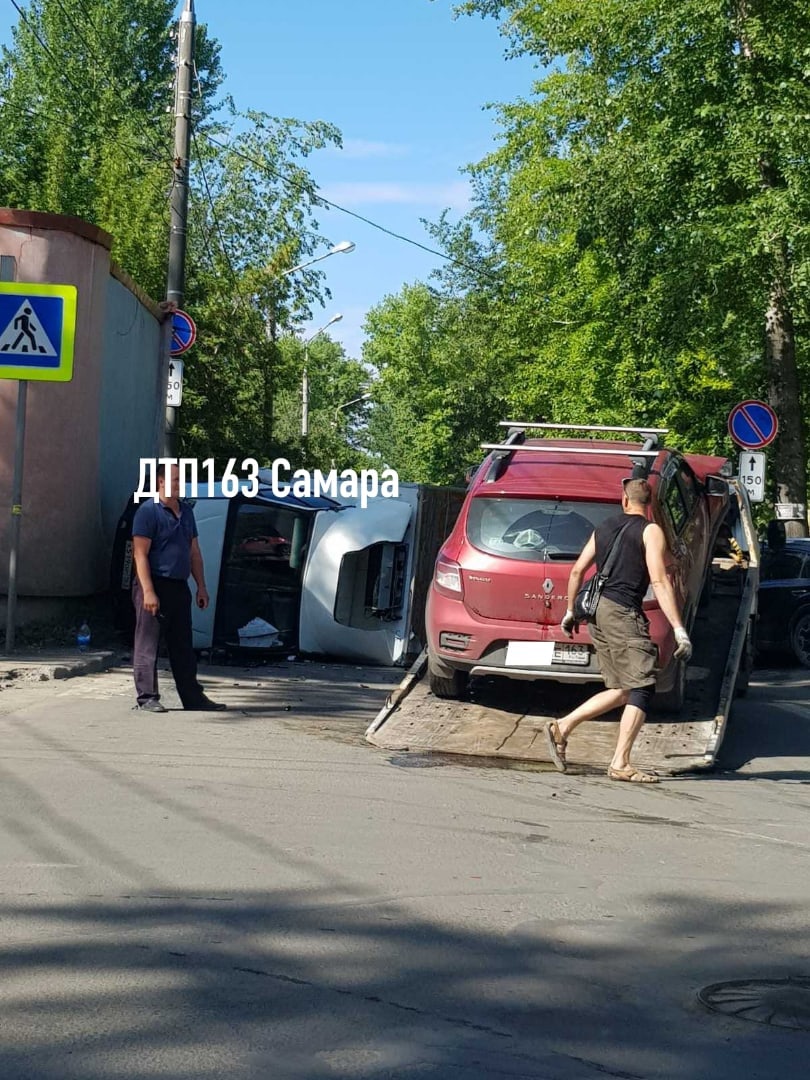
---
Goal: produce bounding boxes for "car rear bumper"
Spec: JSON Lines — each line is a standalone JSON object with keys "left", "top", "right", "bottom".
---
{"left": 468, "top": 663, "right": 602, "bottom": 684}
{"left": 427, "top": 587, "right": 675, "bottom": 690}
{"left": 440, "top": 640, "right": 604, "bottom": 684}
{"left": 427, "top": 590, "right": 604, "bottom": 682}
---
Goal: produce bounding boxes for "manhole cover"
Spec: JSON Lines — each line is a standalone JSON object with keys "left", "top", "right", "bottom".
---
{"left": 698, "top": 978, "right": 810, "bottom": 1030}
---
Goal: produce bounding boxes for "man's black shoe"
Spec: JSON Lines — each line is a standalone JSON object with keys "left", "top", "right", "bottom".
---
{"left": 135, "top": 699, "right": 168, "bottom": 713}
{"left": 185, "top": 696, "right": 227, "bottom": 712}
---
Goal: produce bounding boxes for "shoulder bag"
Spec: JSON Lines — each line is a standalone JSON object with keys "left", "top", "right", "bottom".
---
{"left": 573, "top": 518, "right": 636, "bottom": 624}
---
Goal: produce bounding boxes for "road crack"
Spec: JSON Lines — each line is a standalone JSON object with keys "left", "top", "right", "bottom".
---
{"left": 230, "top": 963, "right": 512, "bottom": 1037}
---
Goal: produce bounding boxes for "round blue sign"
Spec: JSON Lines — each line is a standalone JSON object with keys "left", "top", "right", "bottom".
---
{"left": 170, "top": 310, "right": 197, "bottom": 357}
{"left": 728, "top": 400, "right": 778, "bottom": 450}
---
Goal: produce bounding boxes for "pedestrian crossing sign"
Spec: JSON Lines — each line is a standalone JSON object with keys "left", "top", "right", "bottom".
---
{"left": 0, "top": 282, "right": 77, "bottom": 382}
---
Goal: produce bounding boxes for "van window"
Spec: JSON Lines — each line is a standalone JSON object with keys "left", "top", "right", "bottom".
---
{"left": 466, "top": 497, "right": 616, "bottom": 562}
{"left": 215, "top": 503, "right": 310, "bottom": 647}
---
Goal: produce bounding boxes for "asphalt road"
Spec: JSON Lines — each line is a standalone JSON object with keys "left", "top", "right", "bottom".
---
{"left": 0, "top": 657, "right": 808, "bottom": 1079}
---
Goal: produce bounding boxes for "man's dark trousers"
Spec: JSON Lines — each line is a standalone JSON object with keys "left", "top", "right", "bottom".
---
{"left": 133, "top": 576, "right": 204, "bottom": 707}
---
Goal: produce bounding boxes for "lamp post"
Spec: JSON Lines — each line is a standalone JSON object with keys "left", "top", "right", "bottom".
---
{"left": 333, "top": 392, "right": 372, "bottom": 428}
{"left": 283, "top": 240, "right": 355, "bottom": 277}
{"left": 260, "top": 241, "right": 354, "bottom": 448}
{"left": 302, "top": 313, "right": 343, "bottom": 439}
{"left": 330, "top": 391, "right": 372, "bottom": 470}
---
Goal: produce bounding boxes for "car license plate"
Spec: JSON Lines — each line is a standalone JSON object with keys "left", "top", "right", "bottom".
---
{"left": 552, "top": 643, "right": 590, "bottom": 666}
{"left": 505, "top": 641, "right": 554, "bottom": 667}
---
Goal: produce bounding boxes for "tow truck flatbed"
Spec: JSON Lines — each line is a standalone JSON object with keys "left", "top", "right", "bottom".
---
{"left": 366, "top": 480, "right": 758, "bottom": 775}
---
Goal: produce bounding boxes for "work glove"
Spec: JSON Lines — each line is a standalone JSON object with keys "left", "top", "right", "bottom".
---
{"left": 561, "top": 610, "right": 577, "bottom": 638}
{"left": 673, "top": 627, "right": 692, "bottom": 662}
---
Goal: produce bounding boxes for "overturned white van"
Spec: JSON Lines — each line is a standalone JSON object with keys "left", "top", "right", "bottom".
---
{"left": 111, "top": 476, "right": 463, "bottom": 666}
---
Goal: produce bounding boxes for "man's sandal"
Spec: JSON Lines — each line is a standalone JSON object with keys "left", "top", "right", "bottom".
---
{"left": 545, "top": 720, "right": 568, "bottom": 773}
{"left": 607, "top": 765, "right": 659, "bottom": 784}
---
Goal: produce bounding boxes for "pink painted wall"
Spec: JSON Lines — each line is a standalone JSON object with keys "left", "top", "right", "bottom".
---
{"left": 0, "top": 211, "right": 167, "bottom": 597}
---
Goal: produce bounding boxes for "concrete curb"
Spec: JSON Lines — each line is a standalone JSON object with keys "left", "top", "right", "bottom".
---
{"left": 0, "top": 650, "right": 119, "bottom": 683}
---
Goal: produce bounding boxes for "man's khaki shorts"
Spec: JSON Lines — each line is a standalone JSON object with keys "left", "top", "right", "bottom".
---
{"left": 590, "top": 595, "right": 658, "bottom": 690}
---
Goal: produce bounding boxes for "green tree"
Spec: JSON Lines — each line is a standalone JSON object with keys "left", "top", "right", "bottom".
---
{"left": 457, "top": 0, "right": 810, "bottom": 529}
{"left": 363, "top": 281, "right": 512, "bottom": 484}
{"left": 179, "top": 109, "right": 342, "bottom": 463}
{"left": 270, "top": 334, "right": 373, "bottom": 472}
{"left": 0, "top": 1, "right": 346, "bottom": 463}
{"left": 0, "top": 0, "right": 223, "bottom": 296}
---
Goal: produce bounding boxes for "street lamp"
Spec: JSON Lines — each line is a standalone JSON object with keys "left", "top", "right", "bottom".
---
{"left": 284, "top": 240, "right": 356, "bottom": 277}
{"left": 333, "top": 392, "right": 372, "bottom": 428}
{"left": 302, "top": 313, "right": 343, "bottom": 438}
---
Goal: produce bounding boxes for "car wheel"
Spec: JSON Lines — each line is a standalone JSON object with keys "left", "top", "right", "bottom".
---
{"left": 654, "top": 659, "right": 686, "bottom": 714}
{"left": 790, "top": 610, "right": 810, "bottom": 668}
{"left": 427, "top": 651, "right": 469, "bottom": 700}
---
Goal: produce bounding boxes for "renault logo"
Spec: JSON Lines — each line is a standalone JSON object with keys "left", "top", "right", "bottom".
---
{"left": 543, "top": 578, "right": 554, "bottom": 594}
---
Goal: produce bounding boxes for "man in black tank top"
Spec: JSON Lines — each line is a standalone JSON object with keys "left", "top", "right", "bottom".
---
{"left": 544, "top": 479, "right": 693, "bottom": 783}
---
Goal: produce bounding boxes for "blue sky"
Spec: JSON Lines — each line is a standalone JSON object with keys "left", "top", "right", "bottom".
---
{"left": 1, "top": 0, "right": 538, "bottom": 358}
{"left": 208, "top": 0, "right": 537, "bottom": 357}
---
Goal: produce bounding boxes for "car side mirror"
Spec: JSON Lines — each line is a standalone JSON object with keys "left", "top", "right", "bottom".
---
{"left": 706, "top": 476, "right": 728, "bottom": 496}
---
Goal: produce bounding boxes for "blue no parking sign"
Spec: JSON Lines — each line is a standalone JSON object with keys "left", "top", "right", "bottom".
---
{"left": 728, "top": 400, "right": 778, "bottom": 450}
{"left": 170, "top": 310, "right": 197, "bottom": 357}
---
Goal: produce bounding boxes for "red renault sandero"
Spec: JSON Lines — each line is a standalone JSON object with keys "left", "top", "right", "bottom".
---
{"left": 425, "top": 423, "right": 731, "bottom": 710}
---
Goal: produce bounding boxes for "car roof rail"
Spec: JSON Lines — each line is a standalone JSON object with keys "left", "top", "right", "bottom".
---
{"left": 499, "top": 421, "right": 669, "bottom": 440}
{"left": 488, "top": 422, "right": 667, "bottom": 479}
{"left": 480, "top": 444, "right": 661, "bottom": 458}
{"left": 629, "top": 434, "right": 666, "bottom": 478}
{"left": 482, "top": 425, "right": 525, "bottom": 483}
{"left": 479, "top": 422, "right": 669, "bottom": 483}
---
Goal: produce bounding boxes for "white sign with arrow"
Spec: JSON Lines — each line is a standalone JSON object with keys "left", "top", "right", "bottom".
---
{"left": 739, "top": 450, "right": 766, "bottom": 504}
{"left": 167, "top": 358, "right": 184, "bottom": 407}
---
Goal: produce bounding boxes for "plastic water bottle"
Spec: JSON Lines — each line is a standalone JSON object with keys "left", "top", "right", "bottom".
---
{"left": 77, "top": 621, "right": 91, "bottom": 652}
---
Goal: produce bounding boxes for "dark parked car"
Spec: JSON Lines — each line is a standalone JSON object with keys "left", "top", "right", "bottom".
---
{"left": 757, "top": 538, "right": 810, "bottom": 666}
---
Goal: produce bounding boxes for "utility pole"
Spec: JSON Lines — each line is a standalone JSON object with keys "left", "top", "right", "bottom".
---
{"left": 301, "top": 346, "right": 310, "bottom": 439}
{"left": 164, "top": 0, "right": 196, "bottom": 456}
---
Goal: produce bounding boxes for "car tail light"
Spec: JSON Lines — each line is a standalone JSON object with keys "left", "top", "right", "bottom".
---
{"left": 435, "top": 555, "right": 463, "bottom": 596}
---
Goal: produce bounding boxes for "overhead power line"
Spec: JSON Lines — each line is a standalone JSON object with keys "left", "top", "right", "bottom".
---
{"left": 8, "top": 0, "right": 53, "bottom": 63}
{"left": 2, "top": 93, "right": 178, "bottom": 233}
{"left": 202, "top": 131, "right": 500, "bottom": 284}
{"left": 6, "top": 0, "right": 168, "bottom": 169}
{"left": 5, "top": 0, "right": 188, "bottom": 238}
{"left": 8, "top": 0, "right": 496, "bottom": 285}
{"left": 189, "top": 124, "right": 258, "bottom": 318}
{"left": 48, "top": 0, "right": 171, "bottom": 166}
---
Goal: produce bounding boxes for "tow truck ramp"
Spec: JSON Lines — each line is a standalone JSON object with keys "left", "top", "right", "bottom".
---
{"left": 366, "top": 481, "right": 758, "bottom": 776}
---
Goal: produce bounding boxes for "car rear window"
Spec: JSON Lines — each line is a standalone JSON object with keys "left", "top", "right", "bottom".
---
{"left": 466, "top": 497, "right": 617, "bottom": 562}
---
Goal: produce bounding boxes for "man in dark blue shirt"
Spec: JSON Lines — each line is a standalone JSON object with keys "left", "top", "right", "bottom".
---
{"left": 131, "top": 462, "right": 226, "bottom": 713}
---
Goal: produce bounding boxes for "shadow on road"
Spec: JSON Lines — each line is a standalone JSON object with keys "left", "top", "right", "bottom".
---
{"left": 716, "top": 662, "right": 810, "bottom": 779}
{"left": 1, "top": 670, "right": 809, "bottom": 1077}
{"left": 0, "top": 886, "right": 808, "bottom": 1079}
